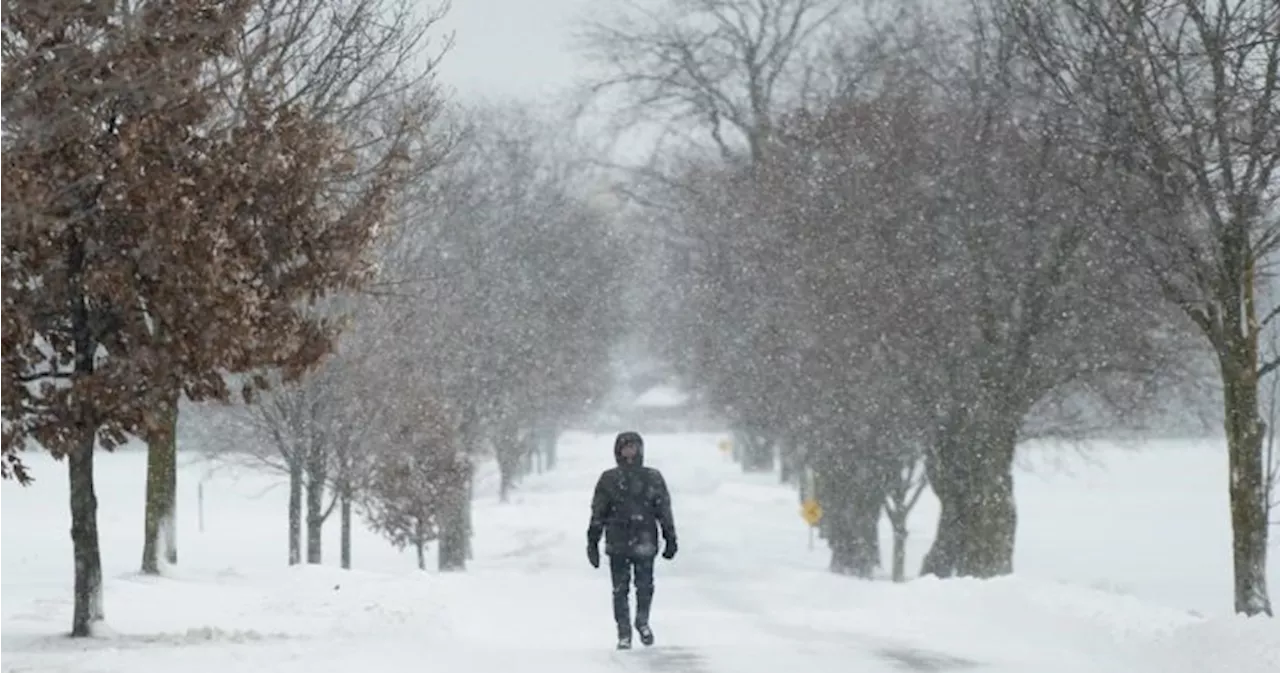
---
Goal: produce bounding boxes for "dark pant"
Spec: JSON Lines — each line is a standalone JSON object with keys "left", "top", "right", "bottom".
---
{"left": 609, "top": 553, "right": 655, "bottom": 635}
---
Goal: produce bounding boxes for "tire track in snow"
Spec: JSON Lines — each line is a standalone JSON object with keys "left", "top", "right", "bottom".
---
{"left": 611, "top": 646, "right": 711, "bottom": 673}
{"left": 685, "top": 570, "right": 988, "bottom": 671}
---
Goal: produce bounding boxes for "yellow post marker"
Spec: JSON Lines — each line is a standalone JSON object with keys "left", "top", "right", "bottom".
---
{"left": 801, "top": 498, "right": 822, "bottom": 526}
{"left": 801, "top": 498, "right": 822, "bottom": 550}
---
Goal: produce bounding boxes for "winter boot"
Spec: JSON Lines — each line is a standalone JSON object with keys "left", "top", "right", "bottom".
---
{"left": 636, "top": 623, "right": 654, "bottom": 647}
{"left": 616, "top": 622, "right": 632, "bottom": 650}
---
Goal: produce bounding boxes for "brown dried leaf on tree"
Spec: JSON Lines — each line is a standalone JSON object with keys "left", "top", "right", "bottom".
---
{"left": 129, "top": 0, "right": 448, "bottom": 575}
{"left": 360, "top": 396, "right": 461, "bottom": 570}
{"left": 2, "top": 0, "right": 431, "bottom": 635}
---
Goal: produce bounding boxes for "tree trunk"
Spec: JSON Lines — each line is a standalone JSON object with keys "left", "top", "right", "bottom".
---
{"left": 544, "top": 429, "right": 557, "bottom": 470}
{"left": 67, "top": 233, "right": 104, "bottom": 637}
{"left": 820, "top": 471, "right": 882, "bottom": 578}
{"left": 497, "top": 450, "right": 518, "bottom": 503}
{"left": 465, "top": 459, "right": 475, "bottom": 560}
{"left": 956, "top": 467, "right": 1016, "bottom": 577}
{"left": 340, "top": 482, "right": 352, "bottom": 570}
{"left": 498, "top": 470, "right": 512, "bottom": 503}
{"left": 920, "top": 479, "right": 962, "bottom": 578}
{"left": 141, "top": 389, "right": 180, "bottom": 574}
{"left": 519, "top": 433, "right": 535, "bottom": 477}
{"left": 741, "top": 433, "right": 775, "bottom": 473}
{"left": 414, "top": 517, "right": 428, "bottom": 570}
{"left": 496, "top": 426, "right": 527, "bottom": 503}
{"left": 333, "top": 443, "right": 354, "bottom": 570}
{"left": 1221, "top": 332, "right": 1274, "bottom": 616}
{"left": 922, "top": 419, "right": 1018, "bottom": 578}
{"left": 288, "top": 456, "right": 303, "bottom": 565}
{"left": 886, "top": 463, "right": 926, "bottom": 583}
{"left": 304, "top": 438, "right": 328, "bottom": 564}
{"left": 827, "top": 498, "right": 880, "bottom": 578}
{"left": 68, "top": 430, "right": 104, "bottom": 637}
{"left": 437, "top": 493, "right": 468, "bottom": 571}
{"left": 305, "top": 475, "right": 324, "bottom": 565}
{"left": 438, "top": 454, "right": 470, "bottom": 571}
{"left": 889, "top": 515, "right": 908, "bottom": 583}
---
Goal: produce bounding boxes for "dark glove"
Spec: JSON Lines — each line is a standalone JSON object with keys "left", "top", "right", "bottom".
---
{"left": 587, "top": 543, "right": 601, "bottom": 568}
{"left": 662, "top": 538, "right": 677, "bottom": 560}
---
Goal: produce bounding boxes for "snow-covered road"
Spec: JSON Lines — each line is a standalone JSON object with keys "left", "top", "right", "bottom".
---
{"left": 3, "top": 431, "right": 1277, "bottom": 672}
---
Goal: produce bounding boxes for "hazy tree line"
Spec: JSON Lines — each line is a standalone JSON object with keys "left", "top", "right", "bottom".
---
{"left": 2, "top": 0, "right": 624, "bottom": 637}
{"left": 579, "top": 0, "right": 1277, "bottom": 616}
{"left": 196, "top": 100, "right": 625, "bottom": 571}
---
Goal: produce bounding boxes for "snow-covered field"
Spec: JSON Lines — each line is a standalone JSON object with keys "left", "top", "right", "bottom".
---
{"left": 3, "top": 432, "right": 1278, "bottom": 672}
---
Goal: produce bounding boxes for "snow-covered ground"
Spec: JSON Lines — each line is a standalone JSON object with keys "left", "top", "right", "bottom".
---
{"left": 633, "top": 385, "right": 690, "bottom": 408}
{"left": 3, "top": 432, "right": 1278, "bottom": 672}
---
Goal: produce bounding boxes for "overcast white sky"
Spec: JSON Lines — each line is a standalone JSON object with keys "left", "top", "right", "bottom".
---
{"left": 432, "top": 0, "right": 596, "bottom": 102}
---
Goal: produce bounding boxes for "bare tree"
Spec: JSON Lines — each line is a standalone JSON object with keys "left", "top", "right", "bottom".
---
{"left": 577, "top": 2, "right": 924, "bottom": 479}
{"left": 206, "top": 301, "right": 401, "bottom": 566}
{"left": 436, "top": 103, "right": 628, "bottom": 505}
{"left": 574, "top": 0, "right": 904, "bottom": 165}
{"left": 1005, "top": 0, "right": 1280, "bottom": 616}
{"left": 131, "top": 0, "right": 449, "bottom": 576}
{"left": 755, "top": 84, "right": 951, "bottom": 577}
{"left": 917, "top": 41, "right": 1179, "bottom": 579}
{"left": 884, "top": 456, "right": 928, "bottom": 583}
{"left": 656, "top": 19, "right": 1185, "bottom": 580}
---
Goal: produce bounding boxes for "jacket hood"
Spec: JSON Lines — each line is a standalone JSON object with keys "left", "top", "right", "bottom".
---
{"left": 613, "top": 431, "right": 644, "bottom": 467}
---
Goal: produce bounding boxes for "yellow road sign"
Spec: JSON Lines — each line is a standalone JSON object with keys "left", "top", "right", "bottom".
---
{"left": 800, "top": 498, "right": 822, "bottom": 527}
{"left": 717, "top": 438, "right": 732, "bottom": 454}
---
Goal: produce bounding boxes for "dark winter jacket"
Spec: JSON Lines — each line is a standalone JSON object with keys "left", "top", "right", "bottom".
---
{"left": 587, "top": 432, "right": 676, "bottom": 557}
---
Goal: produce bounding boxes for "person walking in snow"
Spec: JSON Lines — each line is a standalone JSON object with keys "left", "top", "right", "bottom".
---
{"left": 586, "top": 431, "right": 678, "bottom": 650}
